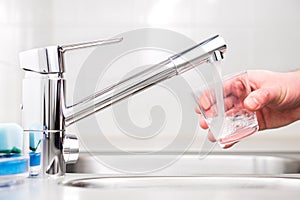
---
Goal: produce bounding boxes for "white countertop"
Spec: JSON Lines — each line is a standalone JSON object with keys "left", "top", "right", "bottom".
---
{"left": 1, "top": 173, "right": 300, "bottom": 200}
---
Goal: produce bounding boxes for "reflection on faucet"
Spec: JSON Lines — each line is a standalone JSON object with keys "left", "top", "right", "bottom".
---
{"left": 19, "top": 35, "right": 226, "bottom": 176}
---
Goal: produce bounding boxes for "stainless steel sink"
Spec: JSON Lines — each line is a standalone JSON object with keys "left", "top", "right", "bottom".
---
{"left": 66, "top": 152, "right": 300, "bottom": 175}
{"left": 63, "top": 153, "right": 300, "bottom": 199}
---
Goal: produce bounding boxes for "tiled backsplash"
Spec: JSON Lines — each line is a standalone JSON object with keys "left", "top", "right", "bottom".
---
{"left": 1, "top": 0, "right": 300, "bottom": 152}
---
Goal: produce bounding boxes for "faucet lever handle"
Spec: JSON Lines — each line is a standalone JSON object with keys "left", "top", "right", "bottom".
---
{"left": 19, "top": 37, "right": 122, "bottom": 74}
{"left": 60, "top": 37, "right": 123, "bottom": 52}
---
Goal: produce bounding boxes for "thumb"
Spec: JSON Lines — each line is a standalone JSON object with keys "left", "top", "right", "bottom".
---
{"left": 244, "top": 87, "right": 281, "bottom": 111}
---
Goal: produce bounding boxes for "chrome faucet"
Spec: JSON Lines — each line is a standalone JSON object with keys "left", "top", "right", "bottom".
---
{"left": 19, "top": 35, "right": 226, "bottom": 176}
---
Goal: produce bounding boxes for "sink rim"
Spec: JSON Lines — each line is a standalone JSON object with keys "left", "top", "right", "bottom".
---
{"left": 66, "top": 152, "right": 300, "bottom": 175}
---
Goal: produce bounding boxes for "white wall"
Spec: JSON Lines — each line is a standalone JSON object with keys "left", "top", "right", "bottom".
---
{"left": 1, "top": 0, "right": 300, "bottom": 152}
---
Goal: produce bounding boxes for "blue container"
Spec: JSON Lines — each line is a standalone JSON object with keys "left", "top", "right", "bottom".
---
{"left": 0, "top": 154, "right": 28, "bottom": 187}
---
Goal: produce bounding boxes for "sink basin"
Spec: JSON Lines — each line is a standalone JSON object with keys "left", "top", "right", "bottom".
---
{"left": 67, "top": 152, "right": 300, "bottom": 175}
{"left": 61, "top": 176, "right": 300, "bottom": 199}
{"left": 63, "top": 153, "right": 300, "bottom": 199}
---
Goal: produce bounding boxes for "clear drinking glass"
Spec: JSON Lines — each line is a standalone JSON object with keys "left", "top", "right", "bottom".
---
{"left": 195, "top": 71, "right": 259, "bottom": 147}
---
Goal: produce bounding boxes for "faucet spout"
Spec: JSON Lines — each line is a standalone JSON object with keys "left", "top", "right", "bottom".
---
{"left": 64, "top": 35, "right": 226, "bottom": 126}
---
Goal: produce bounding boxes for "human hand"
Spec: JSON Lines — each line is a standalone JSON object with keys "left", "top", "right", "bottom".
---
{"left": 196, "top": 70, "right": 300, "bottom": 148}
{"left": 244, "top": 70, "right": 300, "bottom": 130}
